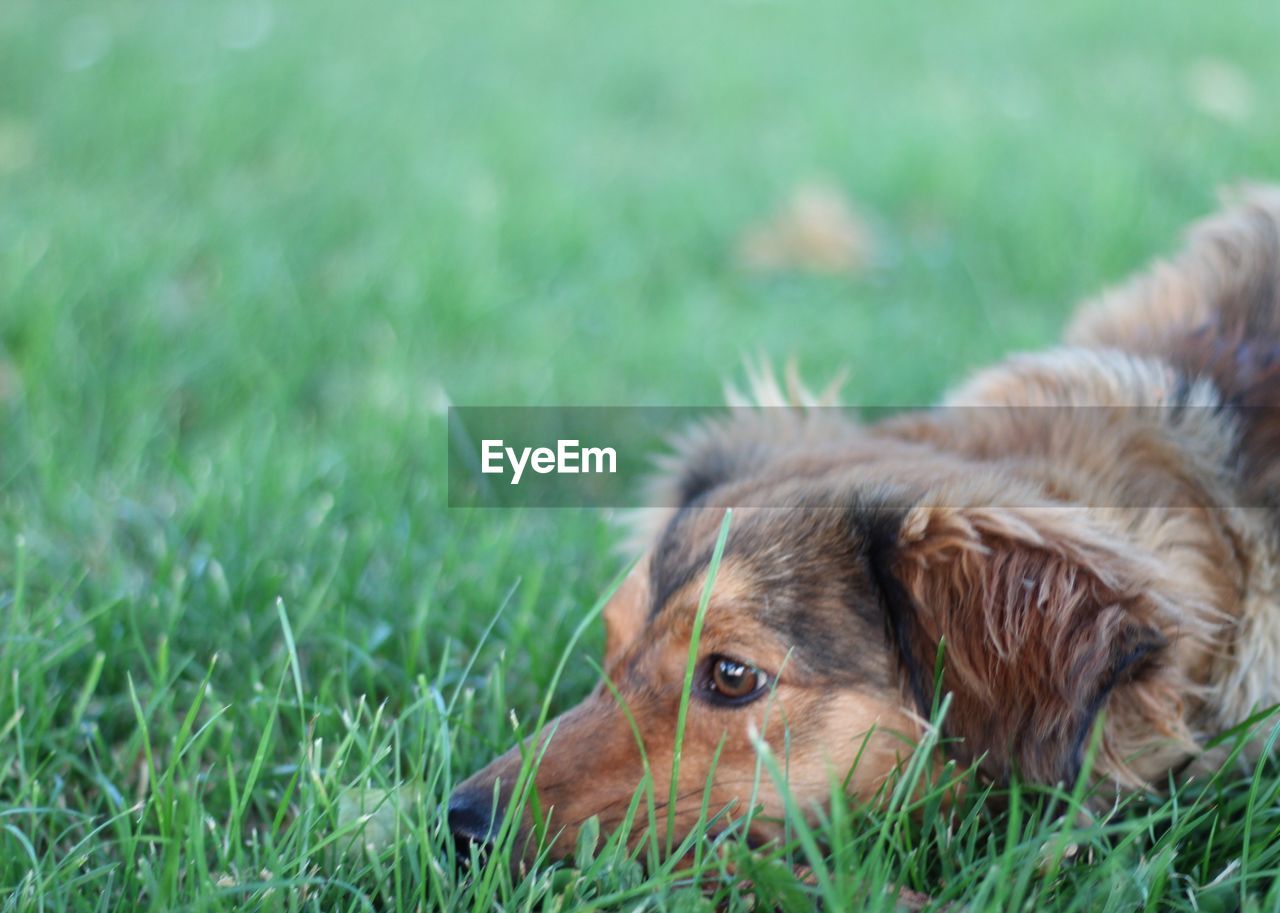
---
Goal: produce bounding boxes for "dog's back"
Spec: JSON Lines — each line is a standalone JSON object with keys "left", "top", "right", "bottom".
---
{"left": 1064, "top": 188, "right": 1280, "bottom": 751}
{"left": 1068, "top": 187, "right": 1280, "bottom": 504}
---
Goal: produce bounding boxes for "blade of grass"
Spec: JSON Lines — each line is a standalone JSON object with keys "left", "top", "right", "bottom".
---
{"left": 666, "top": 508, "right": 733, "bottom": 855}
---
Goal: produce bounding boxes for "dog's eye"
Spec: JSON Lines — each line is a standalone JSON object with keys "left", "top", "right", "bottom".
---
{"left": 705, "top": 655, "right": 769, "bottom": 704}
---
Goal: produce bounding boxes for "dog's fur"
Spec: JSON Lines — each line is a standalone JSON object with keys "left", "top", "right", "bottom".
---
{"left": 449, "top": 187, "right": 1280, "bottom": 864}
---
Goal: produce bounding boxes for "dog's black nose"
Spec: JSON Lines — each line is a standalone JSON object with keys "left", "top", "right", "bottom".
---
{"left": 447, "top": 787, "right": 499, "bottom": 854}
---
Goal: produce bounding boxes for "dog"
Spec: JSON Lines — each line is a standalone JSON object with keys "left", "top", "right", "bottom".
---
{"left": 449, "top": 187, "right": 1280, "bottom": 867}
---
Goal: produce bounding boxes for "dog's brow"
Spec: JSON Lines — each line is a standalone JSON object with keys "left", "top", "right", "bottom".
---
{"left": 649, "top": 526, "right": 717, "bottom": 618}
{"left": 648, "top": 507, "right": 815, "bottom": 619}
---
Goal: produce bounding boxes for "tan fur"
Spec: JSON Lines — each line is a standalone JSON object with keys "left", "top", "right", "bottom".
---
{"left": 452, "top": 187, "right": 1280, "bottom": 867}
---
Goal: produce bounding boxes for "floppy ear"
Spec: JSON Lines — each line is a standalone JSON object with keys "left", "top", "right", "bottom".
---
{"left": 869, "top": 504, "right": 1172, "bottom": 784}
{"left": 619, "top": 362, "right": 854, "bottom": 553}
{"left": 622, "top": 409, "right": 849, "bottom": 552}
{"left": 602, "top": 561, "right": 649, "bottom": 666}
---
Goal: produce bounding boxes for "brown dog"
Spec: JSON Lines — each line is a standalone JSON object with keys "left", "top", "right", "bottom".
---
{"left": 449, "top": 188, "right": 1280, "bottom": 866}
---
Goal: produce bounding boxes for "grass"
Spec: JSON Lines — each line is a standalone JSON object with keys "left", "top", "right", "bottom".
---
{"left": 3, "top": 0, "right": 1280, "bottom": 908}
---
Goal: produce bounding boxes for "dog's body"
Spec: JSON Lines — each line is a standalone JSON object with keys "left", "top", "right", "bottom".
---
{"left": 450, "top": 189, "right": 1280, "bottom": 864}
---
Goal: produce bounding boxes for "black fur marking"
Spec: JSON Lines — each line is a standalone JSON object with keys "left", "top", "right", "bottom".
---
{"left": 673, "top": 438, "right": 773, "bottom": 509}
{"left": 676, "top": 452, "right": 735, "bottom": 508}
{"left": 857, "top": 503, "right": 935, "bottom": 719}
{"left": 648, "top": 504, "right": 718, "bottom": 618}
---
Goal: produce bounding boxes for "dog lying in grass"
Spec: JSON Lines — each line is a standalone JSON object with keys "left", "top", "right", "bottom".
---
{"left": 450, "top": 187, "right": 1280, "bottom": 867}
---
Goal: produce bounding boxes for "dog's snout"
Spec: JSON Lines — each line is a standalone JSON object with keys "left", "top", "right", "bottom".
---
{"left": 447, "top": 786, "right": 500, "bottom": 852}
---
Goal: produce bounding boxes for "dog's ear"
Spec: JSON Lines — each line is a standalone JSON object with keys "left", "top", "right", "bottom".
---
{"left": 620, "top": 363, "right": 852, "bottom": 553}
{"left": 602, "top": 561, "right": 649, "bottom": 666}
{"left": 621, "top": 412, "right": 819, "bottom": 553}
{"left": 867, "top": 504, "right": 1171, "bottom": 784}
{"left": 653, "top": 409, "right": 862, "bottom": 507}
{"left": 654, "top": 414, "right": 795, "bottom": 509}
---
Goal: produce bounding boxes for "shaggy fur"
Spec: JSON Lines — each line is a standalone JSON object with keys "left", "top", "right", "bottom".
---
{"left": 450, "top": 188, "right": 1280, "bottom": 865}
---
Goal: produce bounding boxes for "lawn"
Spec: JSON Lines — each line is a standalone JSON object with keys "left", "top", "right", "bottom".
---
{"left": 3, "top": 0, "right": 1280, "bottom": 909}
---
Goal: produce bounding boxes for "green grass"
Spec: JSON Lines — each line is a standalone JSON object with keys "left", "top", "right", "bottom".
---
{"left": 4, "top": 0, "right": 1280, "bottom": 908}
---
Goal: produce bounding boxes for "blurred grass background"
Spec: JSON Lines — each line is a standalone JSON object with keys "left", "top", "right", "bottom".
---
{"left": 3, "top": 0, "right": 1280, "bottom": 909}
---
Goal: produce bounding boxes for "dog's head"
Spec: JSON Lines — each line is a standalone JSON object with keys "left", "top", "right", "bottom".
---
{"left": 448, "top": 416, "right": 1174, "bottom": 867}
